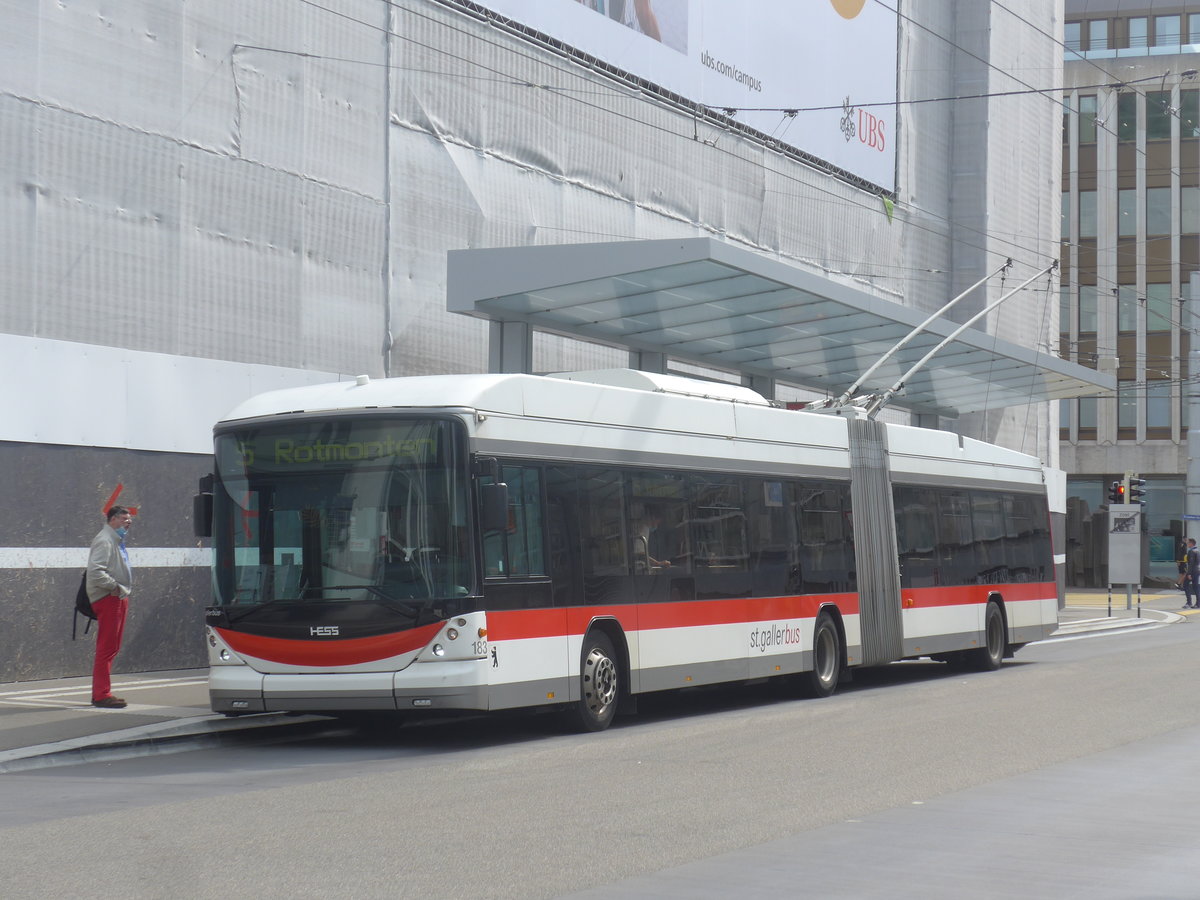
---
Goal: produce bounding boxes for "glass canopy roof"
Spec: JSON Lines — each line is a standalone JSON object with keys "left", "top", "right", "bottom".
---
{"left": 447, "top": 238, "right": 1112, "bottom": 418}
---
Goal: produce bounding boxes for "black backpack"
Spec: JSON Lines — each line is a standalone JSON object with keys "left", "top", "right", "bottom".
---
{"left": 72, "top": 571, "right": 95, "bottom": 639}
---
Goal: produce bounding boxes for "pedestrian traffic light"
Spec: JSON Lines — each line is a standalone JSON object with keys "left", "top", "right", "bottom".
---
{"left": 1128, "top": 474, "right": 1147, "bottom": 504}
{"left": 1108, "top": 480, "right": 1126, "bottom": 504}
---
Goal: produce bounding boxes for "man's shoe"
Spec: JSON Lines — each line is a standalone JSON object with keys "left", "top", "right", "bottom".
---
{"left": 91, "top": 696, "right": 127, "bottom": 709}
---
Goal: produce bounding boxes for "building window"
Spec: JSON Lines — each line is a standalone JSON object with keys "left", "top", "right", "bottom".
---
{"left": 1118, "top": 285, "right": 1138, "bottom": 331}
{"left": 1154, "top": 15, "right": 1181, "bottom": 47}
{"left": 1060, "top": 398, "right": 1071, "bottom": 438}
{"left": 1118, "top": 189, "right": 1137, "bottom": 237}
{"left": 1080, "top": 190, "right": 1097, "bottom": 238}
{"left": 1089, "top": 20, "right": 1109, "bottom": 51}
{"left": 1147, "top": 283, "right": 1173, "bottom": 333}
{"left": 1080, "top": 94, "right": 1098, "bottom": 144}
{"left": 1118, "top": 380, "right": 1137, "bottom": 431}
{"left": 1129, "top": 17, "right": 1148, "bottom": 49}
{"left": 1065, "top": 22, "right": 1082, "bottom": 52}
{"left": 1147, "top": 187, "right": 1172, "bottom": 235}
{"left": 1189, "top": 13, "right": 1200, "bottom": 44}
{"left": 1148, "top": 381, "right": 1172, "bottom": 431}
{"left": 1147, "top": 91, "right": 1173, "bottom": 140}
{"left": 1079, "top": 397, "right": 1098, "bottom": 435}
{"left": 1117, "top": 92, "right": 1137, "bottom": 142}
{"left": 1183, "top": 187, "right": 1200, "bottom": 235}
{"left": 1079, "top": 284, "right": 1097, "bottom": 333}
{"left": 1182, "top": 90, "right": 1200, "bottom": 136}
{"left": 1062, "top": 192, "right": 1071, "bottom": 239}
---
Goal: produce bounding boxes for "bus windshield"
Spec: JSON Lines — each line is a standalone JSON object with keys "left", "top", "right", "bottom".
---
{"left": 211, "top": 416, "right": 473, "bottom": 613}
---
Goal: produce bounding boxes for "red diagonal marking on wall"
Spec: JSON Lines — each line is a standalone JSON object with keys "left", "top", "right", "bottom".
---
{"left": 102, "top": 484, "right": 139, "bottom": 517}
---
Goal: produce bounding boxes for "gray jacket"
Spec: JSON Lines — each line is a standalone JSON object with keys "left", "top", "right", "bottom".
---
{"left": 86, "top": 523, "right": 132, "bottom": 602}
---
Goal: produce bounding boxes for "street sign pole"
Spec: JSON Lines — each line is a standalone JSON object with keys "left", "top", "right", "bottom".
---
{"left": 1108, "top": 506, "right": 1142, "bottom": 612}
{"left": 1188, "top": 273, "right": 1200, "bottom": 541}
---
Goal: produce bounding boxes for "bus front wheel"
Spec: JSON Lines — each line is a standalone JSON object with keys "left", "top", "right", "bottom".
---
{"left": 572, "top": 631, "right": 620, "bottom": 732}
{"left": 803, "top": 613, "right": 842, "bottom": 698}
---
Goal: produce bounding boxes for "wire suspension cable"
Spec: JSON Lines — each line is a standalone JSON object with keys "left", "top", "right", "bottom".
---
{"left": 864, "top": 262, "right": 1059, "bottom": 418}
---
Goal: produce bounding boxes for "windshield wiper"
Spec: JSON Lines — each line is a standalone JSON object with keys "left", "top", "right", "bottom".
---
{"left": 312, "top": 584, "right": 428, "bottom": 621}
{"left": 225, "top": 596, "right": 307, "bottom": 624}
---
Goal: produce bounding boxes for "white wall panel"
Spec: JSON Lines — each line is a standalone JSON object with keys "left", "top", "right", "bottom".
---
{"left": 0, "top": 334, "right": 343, "bottom": 453}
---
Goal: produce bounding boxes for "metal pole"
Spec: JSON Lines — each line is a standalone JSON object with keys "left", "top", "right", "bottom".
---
{"left": 866, "top": 262, "right": 1057, "bottom": 418}
{"left": 813, "top": 259, "right": 1012, "bottom": 409}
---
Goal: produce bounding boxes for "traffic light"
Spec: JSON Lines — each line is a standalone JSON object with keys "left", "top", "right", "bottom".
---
{"left": 1108, "top": 480, "right": 1126, "bottom": 504}
{"left": 1128, "top": 474, "right": 1147, "bottom": 504}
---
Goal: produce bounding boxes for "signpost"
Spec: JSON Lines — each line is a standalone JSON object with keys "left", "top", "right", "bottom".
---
{"left": 1107, "top": 471, "right": 1144, "bottom": 616}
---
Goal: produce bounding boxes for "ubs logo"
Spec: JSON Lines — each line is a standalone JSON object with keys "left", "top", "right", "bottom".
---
{"left": 840, "top": 97, "right": 886, "bottom": 152}
{"left": 310, "top": 625, "right": 340, "bottom": 637}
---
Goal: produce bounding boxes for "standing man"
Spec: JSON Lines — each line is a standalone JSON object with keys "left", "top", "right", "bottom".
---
{"left": 86, "top": 506, "right": 133, "bottom": 708}
{"left": 1186, "top": 538, "right": 1200, "bottom": 611}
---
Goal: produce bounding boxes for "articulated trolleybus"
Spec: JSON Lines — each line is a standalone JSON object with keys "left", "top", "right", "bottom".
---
{"left": 197, "top": 369, "right": 1058, "bottom": 731}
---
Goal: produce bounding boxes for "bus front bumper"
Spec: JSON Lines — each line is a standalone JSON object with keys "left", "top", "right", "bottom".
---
{"left": 209, "top": 661, "right": 490, "bottom": 714}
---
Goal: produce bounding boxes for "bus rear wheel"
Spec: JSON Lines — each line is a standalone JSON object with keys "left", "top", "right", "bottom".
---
{"left": 572, "top": 631, "right": 620, "bottom": 732}
{"left": 966, "top": 602, "right": 1005, "bottom": 671}
{"left": 803, "top": 613, "right": 842, "bottom": 698}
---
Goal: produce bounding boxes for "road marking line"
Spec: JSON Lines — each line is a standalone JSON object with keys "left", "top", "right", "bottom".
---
{"left": 0, "top": 677, "right": 207, "bottom": 700}
{"left": 1043, "top": 623, "right": 1168, "bottom": 643}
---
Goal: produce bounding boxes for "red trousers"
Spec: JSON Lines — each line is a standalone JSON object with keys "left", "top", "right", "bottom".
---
{"left": 91, "top": 594, "right": 129, "bottom": 702}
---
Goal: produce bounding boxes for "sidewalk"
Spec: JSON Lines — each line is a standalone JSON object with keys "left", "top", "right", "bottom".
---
{"left": 1058, "top": 587, "right": 1190, "bottom": 634}
{"left": 0, "top": 669, "right": 295, "bottom": 773}
{"left": 0, "top": 594, "right": 1190, "bottom": 773}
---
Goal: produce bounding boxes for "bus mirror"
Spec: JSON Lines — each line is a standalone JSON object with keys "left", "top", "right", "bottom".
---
{"left": 194, "top": 474, "right": 214, "bottom": 538}
{"left": 480, "top": 482, "right": 509, "bottom": 532}
{"left": 193, "top": 493, "right": 213, "bottom": 537}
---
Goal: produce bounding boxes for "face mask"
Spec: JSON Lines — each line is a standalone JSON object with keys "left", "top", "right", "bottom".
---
{"left": 115, "top": 527, "right": 128, "bottom": 539}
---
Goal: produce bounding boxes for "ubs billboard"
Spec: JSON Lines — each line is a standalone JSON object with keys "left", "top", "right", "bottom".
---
{"left": 474, "top": 0, "right": 899, "bottom": 192}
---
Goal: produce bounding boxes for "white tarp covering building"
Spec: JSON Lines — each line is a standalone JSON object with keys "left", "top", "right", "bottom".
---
{"left": 0, "top": 0, "right": 1093, "bottom": 680}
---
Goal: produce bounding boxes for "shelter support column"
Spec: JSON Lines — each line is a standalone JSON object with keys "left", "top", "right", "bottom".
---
{"left": 743, "top": 374, "right": 776, "bottom": 402}
{"left": 488, "top": 321, "right": 533, "bottom": 374}
{"left": 630, "top": 350, "right": 668, "bottom": 373}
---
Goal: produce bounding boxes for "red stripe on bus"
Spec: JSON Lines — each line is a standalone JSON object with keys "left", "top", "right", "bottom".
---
{"left": 900, "top": 582, "right": 1055, "bottom": 608}
{"left": 215, "top": 621, "right": 443, "bottom": 667}
{"left": 487, "top": 593, "right": 861, "bottom": 641}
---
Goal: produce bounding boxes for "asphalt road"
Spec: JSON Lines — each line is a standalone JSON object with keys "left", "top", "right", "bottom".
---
{"left": 3, "top": 621, "right": 1200, "bottom": 899}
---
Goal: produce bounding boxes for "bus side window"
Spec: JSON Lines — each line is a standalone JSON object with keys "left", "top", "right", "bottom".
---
{"left": 482, "top": 466, "right": 545, "bottom": 578}
{"left": 971, "top": 493, "right": 1006, "bottom": 583}
{"left": 746, "top": 479, "right": 793, "bottom": 596}
{"left": 797, "top": 483, "right": 850, "bottom": 593}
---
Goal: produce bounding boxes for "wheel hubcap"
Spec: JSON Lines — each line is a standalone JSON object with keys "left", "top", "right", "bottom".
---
{"left": 584, "top": 647, "right": 617, "bottom": 714}
{"left": 987, "top": 614, "right": 1003, "bottom": 659}
{"left": 815, "top": 626, "right": 836, "bottom": 685}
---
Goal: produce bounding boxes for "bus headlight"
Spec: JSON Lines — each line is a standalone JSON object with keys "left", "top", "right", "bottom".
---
{"left": 432, "top": 644, "right": 445, "bottom": 657}
{"left": 446, "top": 628, "right": 459, "bottom": 641}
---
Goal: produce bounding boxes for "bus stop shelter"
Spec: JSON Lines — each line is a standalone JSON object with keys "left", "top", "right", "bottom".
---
{"left": 447, "top": 237, "right": 1112, "bottom": 418}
